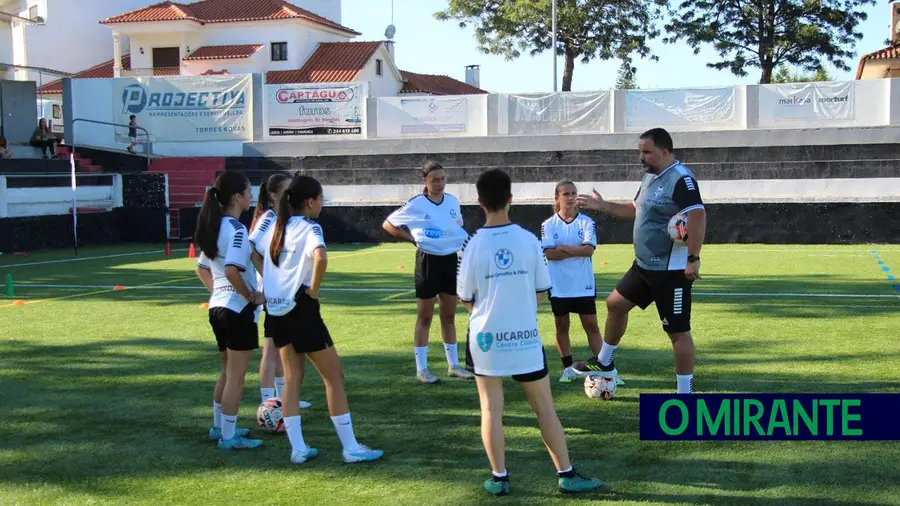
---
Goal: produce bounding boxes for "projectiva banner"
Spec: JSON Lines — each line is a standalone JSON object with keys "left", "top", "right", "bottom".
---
{"left": 113, "top": 75, "right": 252, "bottom": 142}
{"left": 265, "top": 82, "right": 367, "bottom": 137}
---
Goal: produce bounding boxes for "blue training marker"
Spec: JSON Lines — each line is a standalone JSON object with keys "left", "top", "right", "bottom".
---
{"left": 883, "top": 267, "right": 891, "bottom": 272}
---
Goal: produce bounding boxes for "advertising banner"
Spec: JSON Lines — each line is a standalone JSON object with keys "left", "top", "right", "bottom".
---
{"left": 625, "top": 87, "right": 736, "bottom": 128}
{"left": 265, "top": 82, "right": 366, "bottom": 137}
{"left": 769, "top": 82, "right": 854, "bottom": 121}
{"left": 506, "top": 91, "right": 610, "bottom": 135}
{"left": 112, "top": 75, "right": 252, "bottom": 142}
{"left": 399, "top": 97, "right": 468, "bottom": 134}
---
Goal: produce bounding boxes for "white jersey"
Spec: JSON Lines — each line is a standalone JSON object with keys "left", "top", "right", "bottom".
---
{"left": 457, "top": 223, "right": 552, "bottom": 377}
{"left": 386, "top": 193, "right": 468, "bottom": 256}
{"left": 197, "top": 217, "right": 257, "bottom": 314}
{"left": 260, "top": 216, "right": 327, "bottom": 317}
{"left": 248, "top": 209, "right": 277, "bottom": 287}
{"left": 540, "top": 212, "right": 597, "bottom": 298}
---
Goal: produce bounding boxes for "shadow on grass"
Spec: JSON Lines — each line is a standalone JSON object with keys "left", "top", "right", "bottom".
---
{"left": 1, "top": 337, "right": 898, "bottom": 504}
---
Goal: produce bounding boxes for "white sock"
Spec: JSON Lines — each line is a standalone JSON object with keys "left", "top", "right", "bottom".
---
{"left": 492, "top": 469, "right": 508, "bottom": 478}
{"left": 677, "top": 374, "right": 694, "bottom": 394}
{"left": 558, "top": 465, "right": 573, "bottom": 475}
{"left": 213, "top": 402, "right": 223, "bottom": 429}
{"left": 598, "top": 342, "right": 618, "bottom": 366}
{"left": 443, "top": 343, "right": 459, "bottom": 367}
{"left": 414, "top": 346, "right": 428, "bottom": 372}
{"left": 222, "top": 415, "right": 237, "bottom": 440}
{"left": 331, "top": 412, "right": 360, "bottom": 451}
{"left": 284, "top": 415, "right": 308, "bottom": 453}
{"left": 260, "top": 388, "right": 275, "bottom": 402}
{"left": 274, "top": 377, "right": 285, "bottom": 398}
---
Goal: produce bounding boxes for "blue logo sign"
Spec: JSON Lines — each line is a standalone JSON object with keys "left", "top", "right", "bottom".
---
{"left": 423, "top": 228, "right": 444, "bottom": 239}
{"left": 577, "top": 229, "right": 584, "bottom": 240}
{"left": 121, "top": 83, "right": 246, "bottom": 115}
{"left": 495, "top": 249, "right": 513, "bottom": 270}
{"left": 476, "top": 332, "right": 493, "bottom": 352}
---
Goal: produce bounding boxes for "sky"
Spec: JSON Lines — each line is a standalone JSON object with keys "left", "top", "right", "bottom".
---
{"left": 339, "top": 0, "right": 891, "bottom": 93}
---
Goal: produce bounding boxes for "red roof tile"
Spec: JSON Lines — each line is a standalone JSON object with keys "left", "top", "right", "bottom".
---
{"left": 856, "top": 43, "right": 900, "bottom": 79}
{"left": 400, "top": 70, "right": 487, "bottom": 96}
{"left": 183, "top": 44, "right": 263, "bottom": 61}
{"left": 101, "top": 0, "right": 359, "bottom": 35}
{"left": 266, "top": 41, "right": 382, "bottom": 84}
{"left": 37, "top": 55, "right": 132, "bottom": 94}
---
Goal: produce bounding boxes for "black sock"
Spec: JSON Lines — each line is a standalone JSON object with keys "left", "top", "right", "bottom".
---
{"left": 557, "top": 467, "right": 575, "bottom": 478}
{"left": 561, "top": 355, "right": 573, "bottom": 368}
{"left": 492, "top": 471, "right": 509, "bottom": 482}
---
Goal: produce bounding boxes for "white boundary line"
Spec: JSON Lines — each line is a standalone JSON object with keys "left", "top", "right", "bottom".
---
{"left": 8, "top": 284, "right": 899, "bottom": 299}
{"left": 0, "top": 247, "right": 411, "bottom": 269}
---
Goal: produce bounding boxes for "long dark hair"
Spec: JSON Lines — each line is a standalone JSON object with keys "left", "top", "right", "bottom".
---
{"left": 269, "top": 175, "right": 323, "bottom": 267}
{"left": 553, "top": 180, "right": 576, "bottom": 213}
{"left": 194, "top": 171, "right": 249, "bottom": 259}
{"left": 422, "top": 160, "right": 443, "bottom": 196}
{"left": 251, "top": 172, "right": 292, "bottom": 230}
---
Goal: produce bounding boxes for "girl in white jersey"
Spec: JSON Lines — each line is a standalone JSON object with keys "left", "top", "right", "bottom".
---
{"left": 194, "top": 171, "right": 264, "bottom": 450}
{"left": 382, "top": 161, "right": 474, "bottom": 384}
{"left": 457, "top": 169, "right": 602, "bottom": 496}
{"left": 262, "top": 175, "right": 383, "bottom": 465}
{"left": 541, "top": 181, "right": 604, "bottom": 383}
{"left": 248, "top": 172, "right": 312, "bottom": 410}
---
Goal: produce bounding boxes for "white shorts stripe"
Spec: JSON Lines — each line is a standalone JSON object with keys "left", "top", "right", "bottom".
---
{"left": 673, "top": 288, "right": 684, "bottom": 315}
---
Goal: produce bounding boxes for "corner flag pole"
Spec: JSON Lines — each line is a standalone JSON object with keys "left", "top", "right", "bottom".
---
{"left": 70, "top": 151, "right": 78, "bottom": 257}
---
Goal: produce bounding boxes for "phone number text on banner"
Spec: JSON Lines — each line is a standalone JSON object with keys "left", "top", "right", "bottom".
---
{"left": 266, "top": 83, "right": 366, "bottom": 137}
{"left": 113, "top": 75, "right": 252, "bottom": 142}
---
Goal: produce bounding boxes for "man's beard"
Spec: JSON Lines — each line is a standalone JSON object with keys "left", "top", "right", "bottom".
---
{"left": 641, "top": 160, "right": 656, "bottom": 172}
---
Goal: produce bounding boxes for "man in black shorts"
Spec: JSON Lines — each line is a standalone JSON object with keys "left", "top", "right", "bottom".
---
{"left": 573, "top": 128, "right": 707, "bottom": 394}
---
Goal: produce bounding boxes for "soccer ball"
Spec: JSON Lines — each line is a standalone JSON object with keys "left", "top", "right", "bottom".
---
{"left": 668, "top": 213, "right": 688, "bottom": 245}
{"left": 257, "top": 398, "right": 285, "bottom": 433}
{"left": 584, "top": 374, "right": 616, "bottom": 400}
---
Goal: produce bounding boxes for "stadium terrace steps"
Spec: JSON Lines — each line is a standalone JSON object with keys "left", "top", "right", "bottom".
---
{"left": 148, "top": 157, "right": 225, "bottom": 238}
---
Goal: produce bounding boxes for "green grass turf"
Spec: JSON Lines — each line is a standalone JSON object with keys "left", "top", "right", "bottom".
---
{"left": 1, "top": 243, "right": 899, "bottom": 505}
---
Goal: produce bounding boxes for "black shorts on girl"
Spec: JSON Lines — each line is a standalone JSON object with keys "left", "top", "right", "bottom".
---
{"left": 414, "top": 250, "right": 458, "bottom": 299}
{"left": 268, "top": 291, "right": 334, "bottom": 354}
{"left": 465, "top": 341, "right": 549, "bottom": 383}
{"left": 209, "top": 304, "right": 260, "bottom": 352}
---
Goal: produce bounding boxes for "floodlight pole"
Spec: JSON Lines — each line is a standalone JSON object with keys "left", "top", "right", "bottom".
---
{"left": 552, "top": 0, "right": 558, "bottom": 92}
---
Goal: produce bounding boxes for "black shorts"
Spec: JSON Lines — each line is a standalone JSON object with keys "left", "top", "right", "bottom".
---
{"left": 465, "top": 340, "right": 549, "bottom": 383}
{"left": 267, "top": 291, "right": 334, "bottom": 354}
{"left": 616, "top": 262, "right": 693, "bottom": 333}
{"left": 415, "top": 250, "right": 457, "bottom": 299}
{"left": 262, "top": 307, "right": 274, "bottom": 339}
{"left": 549, "top": 295, "right": 597, "bottom": 317}
{"left": 209, "top": 304, "right": 260, "bottom": 352}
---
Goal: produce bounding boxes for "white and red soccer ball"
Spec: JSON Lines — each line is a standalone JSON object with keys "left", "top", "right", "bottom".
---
{"left": 257, "top": 398, "right": 285, "bottom": 433}
{"left": 668, "top": 213, "right": 688, "bottom": 245}
{"left": 584, "top": 375, "right": 616, "bottom": 400}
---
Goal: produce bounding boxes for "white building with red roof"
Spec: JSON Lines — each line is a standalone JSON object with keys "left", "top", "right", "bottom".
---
{"left": 37, "top": 0, "right": 485, "bottom": 98}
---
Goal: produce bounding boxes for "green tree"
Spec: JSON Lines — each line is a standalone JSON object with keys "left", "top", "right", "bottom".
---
{"left": 771, "top": 65, "right": 834, "bottom": 83}
{"left": 614, "top": 59, "right": 639, "bottom": 89}
{"left": 663, "top": 0, "right": 874, "bottom": 84}
{"left": 435, "top": 0, "right": 667, "bottom": 92}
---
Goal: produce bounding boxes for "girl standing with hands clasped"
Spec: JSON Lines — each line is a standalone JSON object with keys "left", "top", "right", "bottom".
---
{"left": 194, "top": 171, "right": 264, "bottom": 450}
{"left": 382, "top": 161, "right": 474, "bottom": 384}
{"left": 261, "top": 175, "right": 383, "bottom": 465}
{"left": 540, "top": 181, "right": 607, "bottom": 383}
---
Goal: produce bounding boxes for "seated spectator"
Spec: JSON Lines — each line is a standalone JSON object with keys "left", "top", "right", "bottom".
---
{"left": 30, "top": 118, "right": 59, "bottom": 159}
{"left": 0, "top": 136, "right": 12, "bottom": 159}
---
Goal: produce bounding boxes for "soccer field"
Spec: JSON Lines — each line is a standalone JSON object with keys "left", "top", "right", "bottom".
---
{"left": 1, "top": 243, "right": 899, "bottom": 505}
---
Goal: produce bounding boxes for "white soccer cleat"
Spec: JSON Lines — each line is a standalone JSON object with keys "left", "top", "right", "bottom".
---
{"left": 290, "top": 447, "right": 319, "bottom": 464}
{"left": 448, "top": 365, "right": 475, "bottom": 380}
{"left": 417, "top": 368, "right": 440, "bottom": 384}
{"left": 300, "top": 400, "right": 312, "bottom": 409}
{"left": 558, "top": 366, "right": 577, "bottom": 383}
{"left": 342, "top": 444, "right": 384, "bottom": 463}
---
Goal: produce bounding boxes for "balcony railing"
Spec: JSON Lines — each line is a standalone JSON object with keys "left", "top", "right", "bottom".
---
{"left": 120, "top": 67, "right": 182, "bottom": 77}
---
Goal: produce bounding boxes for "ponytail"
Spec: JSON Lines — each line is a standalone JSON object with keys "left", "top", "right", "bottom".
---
{"left": 269, "top": 188, "right": 293, "bottom": 267}
{"left": 194, "top": 171, "right": 250, "bottom": 259}
{"left": 251, "top": 172, "right": 293, "bottom": 230}
{"left": 269, "top": 175, "right": 324, "bottom": 267}
{"left": 195, "top": 187, "right": 224, "bottom": 258}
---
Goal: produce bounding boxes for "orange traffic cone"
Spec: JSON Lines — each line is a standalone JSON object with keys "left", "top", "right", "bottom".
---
{"left": 165, "top": 242, "right": 172, "bottom": 257}
{"left": 189, "top": 243, "right": 197, "bottom": 259}
{"left": 113, "top": 285, "right": 126, "bottom": 291}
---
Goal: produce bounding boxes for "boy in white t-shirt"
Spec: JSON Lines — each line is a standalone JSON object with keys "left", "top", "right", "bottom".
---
{"left": 456, "top": 168, "right": 602, "bottom": 496}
